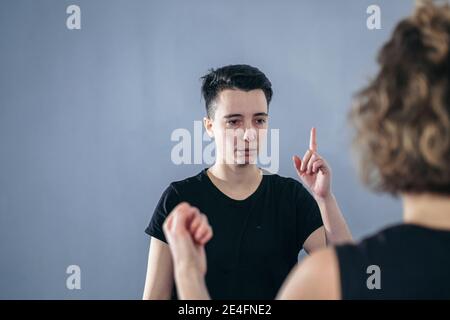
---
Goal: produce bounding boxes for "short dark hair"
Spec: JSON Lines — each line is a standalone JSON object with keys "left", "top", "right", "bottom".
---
{"left": 200, "top": 64, "right": 273, "bottom": 118}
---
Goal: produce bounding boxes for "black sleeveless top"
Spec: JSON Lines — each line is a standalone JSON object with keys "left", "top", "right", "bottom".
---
{"left": 335, "top": 224, "right": 450, "bottom": 299}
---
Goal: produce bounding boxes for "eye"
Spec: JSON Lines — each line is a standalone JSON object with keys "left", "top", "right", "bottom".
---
{"left": 226, "top": 119, "right": 240, "bottom": 126}
{"left": 255, "top": 118, "right": 266, "bottom": 125}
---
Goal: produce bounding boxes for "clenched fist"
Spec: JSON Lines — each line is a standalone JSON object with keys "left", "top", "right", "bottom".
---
{"left": 163, "top": 202, "right": 213, "bottom": 277}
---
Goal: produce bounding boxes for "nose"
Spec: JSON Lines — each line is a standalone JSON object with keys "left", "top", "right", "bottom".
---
{"left": 243, "top": 128, "right": 257, "bottom": 142}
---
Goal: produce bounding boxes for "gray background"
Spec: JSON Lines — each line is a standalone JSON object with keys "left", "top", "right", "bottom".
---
{"left": 0, "top": 0, "right": 413, "bottom": 299}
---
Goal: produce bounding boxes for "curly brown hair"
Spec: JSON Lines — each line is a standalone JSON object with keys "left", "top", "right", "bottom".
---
{"left": 349, "top": 1, "right": 450, "bottom": 196}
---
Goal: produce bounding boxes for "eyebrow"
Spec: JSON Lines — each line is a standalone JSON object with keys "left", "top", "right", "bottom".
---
{"left": 223, "top": 112, "right": 269, "bottom": 119}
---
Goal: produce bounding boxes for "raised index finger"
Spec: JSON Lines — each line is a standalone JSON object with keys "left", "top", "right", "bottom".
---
{"left": 309, "top": 127, "right": 317, "bottom": 151}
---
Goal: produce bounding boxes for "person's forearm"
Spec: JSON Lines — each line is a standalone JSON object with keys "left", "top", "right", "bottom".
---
{"left": 174, "top": 267, "right": 211, "bottom": 300}
{"left": 316, "top": 193, "right": 353, "bottom": 245}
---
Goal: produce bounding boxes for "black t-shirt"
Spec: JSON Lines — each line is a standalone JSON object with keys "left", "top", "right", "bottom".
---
{"left": 145, "top": 168, "right": 323, "bottom": 299}
{"left": 335, "top": 224, "right": 450, "bottom": 299}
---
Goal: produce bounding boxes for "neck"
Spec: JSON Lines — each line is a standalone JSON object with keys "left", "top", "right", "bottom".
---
{"left": 403, "top": 192, "right": 450, "bottom": 230}
{"left": 208, "top": 163, "right": 261, "bottom": 186}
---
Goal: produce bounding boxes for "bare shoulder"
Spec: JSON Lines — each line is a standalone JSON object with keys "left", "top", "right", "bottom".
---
{"left": 277, "top": 247, "right": 341, "bottom": 300}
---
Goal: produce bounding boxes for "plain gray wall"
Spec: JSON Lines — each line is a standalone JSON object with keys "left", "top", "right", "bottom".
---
{"left": 0, "top": 0, "right": 414, "bottom": 299}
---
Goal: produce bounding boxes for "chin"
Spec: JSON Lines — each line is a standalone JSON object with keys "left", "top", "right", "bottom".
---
{"left": 235, "top": 156, "right": 257, "bottom": 165}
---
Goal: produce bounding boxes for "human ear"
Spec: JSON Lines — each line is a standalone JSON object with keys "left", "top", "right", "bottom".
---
{"left": 203, "top": 117, "right": 214, "bottom": 139}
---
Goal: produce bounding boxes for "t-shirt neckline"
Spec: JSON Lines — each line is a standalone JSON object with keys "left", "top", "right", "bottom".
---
{"left": 201, "top": 168, "right": 267, "bottom": 206}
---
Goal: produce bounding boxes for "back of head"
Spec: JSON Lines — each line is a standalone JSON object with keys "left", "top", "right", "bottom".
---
{"left": 350, "top": 0, "right": 450, "bottom": 196}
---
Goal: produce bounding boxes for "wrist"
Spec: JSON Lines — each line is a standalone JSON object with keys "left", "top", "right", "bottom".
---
{"left": 314, "top": 192, "right": 335, "bottom": 204}
{"left": 174, "top": 266, "right": 208, "bottom": 299}
{"left": 175, "top": 263, "right": 204, "bottom": 281}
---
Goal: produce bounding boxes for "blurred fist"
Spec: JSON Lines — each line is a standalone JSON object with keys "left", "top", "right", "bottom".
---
{"left": 163, "top": 202, "right": 213, "bottom": 277}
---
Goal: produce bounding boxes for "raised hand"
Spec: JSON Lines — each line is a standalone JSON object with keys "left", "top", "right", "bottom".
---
{"left": 293, "top": 127, "right": 332, "bottom": 200}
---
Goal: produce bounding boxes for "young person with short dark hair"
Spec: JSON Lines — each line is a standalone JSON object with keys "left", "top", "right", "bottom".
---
{"left": 143, "top": 64, "right": 352, "bottom": 299}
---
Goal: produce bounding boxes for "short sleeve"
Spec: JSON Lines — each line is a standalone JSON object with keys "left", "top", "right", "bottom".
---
{"left": 295, "top": 183, "right": 323, "bottom": 249}
{"left": 145, "top": 184, "right": 181, "bottom": 243}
